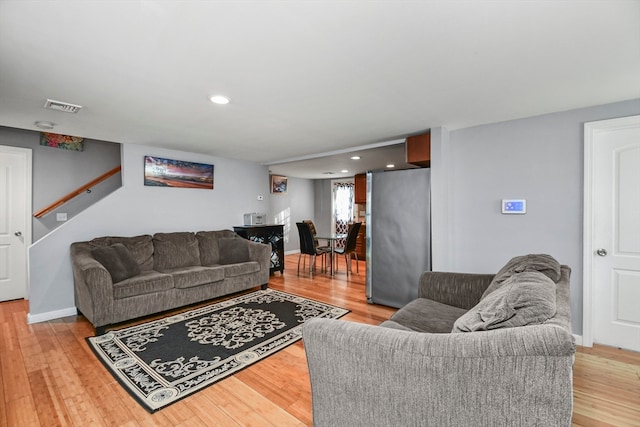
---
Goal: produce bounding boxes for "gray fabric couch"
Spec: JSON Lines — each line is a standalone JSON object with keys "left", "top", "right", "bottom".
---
{"left": 303, "top": 254, "right": 575, "bottom": 427}
{"left": 71, "top": 230, "right": 271, "bottom": 333}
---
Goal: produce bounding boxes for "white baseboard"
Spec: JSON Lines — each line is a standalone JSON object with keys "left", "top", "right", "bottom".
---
{"left": 27, "top": 307, "right": 77, "bottom": 324}
{"left": 573, "top": 334, "right": 584, "bottom": 346}
{"left": 284, "top": 249, "right": 301, "bottom": 255}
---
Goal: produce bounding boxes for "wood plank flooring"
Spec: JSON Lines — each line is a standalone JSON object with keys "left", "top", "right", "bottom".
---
{"left": 1, "top": 253, "right": 638, "bottom": 426}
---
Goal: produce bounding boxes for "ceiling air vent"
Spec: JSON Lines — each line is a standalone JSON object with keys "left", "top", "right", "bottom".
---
{"left": 44, "top": 99, "right": 82, "bottom": 113}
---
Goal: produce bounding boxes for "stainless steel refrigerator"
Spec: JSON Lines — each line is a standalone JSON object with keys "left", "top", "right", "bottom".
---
{"left": 366, "top": 168, "right": 431, "bottom": 308}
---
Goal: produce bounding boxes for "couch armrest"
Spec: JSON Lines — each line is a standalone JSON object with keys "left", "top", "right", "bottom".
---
{"left": 70, "top": 243, "right": 115, "bottom": 327}
{"left": 419, "top": 271, "right": 495, "bottom": 310}
{"left": 245, "top": 239, "right": 271, "bottom": 283}
{"left": 303, "top": 318, "right": 574, "bottom": 427}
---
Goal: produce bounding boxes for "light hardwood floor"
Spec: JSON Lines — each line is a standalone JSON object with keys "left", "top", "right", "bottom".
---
{"left": 1, "top": 253, "right": 639, "bottom": 426}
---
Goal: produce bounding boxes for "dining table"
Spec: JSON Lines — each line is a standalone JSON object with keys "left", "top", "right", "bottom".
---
{"left": 315, "top": 233, "right": 347, "bottom": 276}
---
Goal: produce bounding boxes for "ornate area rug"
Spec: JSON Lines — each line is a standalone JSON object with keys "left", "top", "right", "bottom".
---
{"left": 86, "top": 289, "right": 348, "bottom": 412}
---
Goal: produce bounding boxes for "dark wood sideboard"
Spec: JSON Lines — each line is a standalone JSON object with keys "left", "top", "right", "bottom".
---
{"left": 233, "top": 224, "right": 284, "bottom": 274}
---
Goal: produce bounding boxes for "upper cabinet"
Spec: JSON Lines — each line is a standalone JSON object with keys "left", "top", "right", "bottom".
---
{"left": 406, "top": 132, "right": 431, "bottom": 167}
{"left": 354, "top": 173, "right": 366, "bottom": 204}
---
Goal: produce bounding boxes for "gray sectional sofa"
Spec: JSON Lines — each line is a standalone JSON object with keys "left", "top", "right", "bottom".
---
{"left": 304, "top": 254, "right": 575, "bottom": 427}
{"left": 71, "top": 230, "right": 271, "bottom": 333}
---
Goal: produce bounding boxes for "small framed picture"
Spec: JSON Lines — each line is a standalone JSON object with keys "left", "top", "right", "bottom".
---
{"left": 271, "top": 175, "right": 288, "bottom": 194}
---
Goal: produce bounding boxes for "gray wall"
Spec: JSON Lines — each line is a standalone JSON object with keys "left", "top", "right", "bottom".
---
{"left": 0, "top": 126, "right": 121, "bottom": 241}
{"left": 444, "top": 99, "right": 640, "bottom": 335}
{"left": 269, "top": 176, "right": 315, "bottom": 253}
{"left": 430, "top": 126, "right": 452, "bottom": 271}
{"left": 28, "top": 142, "right": 269, "bottom": 321}
{"left": 313, "top": 179, "right": 334, "bottom": 237}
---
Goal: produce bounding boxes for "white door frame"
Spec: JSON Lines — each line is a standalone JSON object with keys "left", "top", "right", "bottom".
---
{"left": 582, "top": 115, "right": 639, "bottom": 348}
{"left": 0, "top": 145, "right": 32, "bottom": 299}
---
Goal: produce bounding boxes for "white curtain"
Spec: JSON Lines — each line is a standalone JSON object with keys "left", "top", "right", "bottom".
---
{"left": 333, "top": 182, "right": 354, "bottom": 246}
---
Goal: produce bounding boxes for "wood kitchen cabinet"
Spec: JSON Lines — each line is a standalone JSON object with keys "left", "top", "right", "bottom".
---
{"left": 355, "top": 223, "right": 366, "bottom": 260}
{"left": 406, "top": 132, "right": 431, "bottom": 167}
{"left": 354, "top": 173, "right": 366, "bottom": 204}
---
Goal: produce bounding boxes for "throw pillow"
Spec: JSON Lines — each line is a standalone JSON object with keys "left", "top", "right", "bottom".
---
{"left": 108, "top": 235, "right": 154, "bottom": 271}
{"left": 481, "top": 254, "right": 561, "bottom": 300}
{"left": 91, "top": 243, "right": 141, "bottom": 283}
{"left": 89, "top": 235, "right": 154, "bottom": 271}
{"left": 195, "top": 230, "right": 237, "bottom": 265}
{"left": 452, "top": 271, "right": 557, "bottom": 333}
{"left": 218, "top": 237, "right": 250, "bottom": 265}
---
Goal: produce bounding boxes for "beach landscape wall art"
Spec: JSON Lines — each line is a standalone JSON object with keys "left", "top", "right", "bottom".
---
{"left": 144, "top": 156, "right": 214, "bottom": 189}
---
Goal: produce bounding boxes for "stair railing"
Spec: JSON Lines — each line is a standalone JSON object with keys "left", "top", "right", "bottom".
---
{"left": 33, "top": 165, "right": 122, "bottom": 218}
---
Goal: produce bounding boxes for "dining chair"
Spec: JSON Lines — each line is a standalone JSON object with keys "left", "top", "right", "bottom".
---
{"left": 296, "top": 222, "right": 331, "bottom": 277}
{"left": 302, "top": 219, "right": 330, "bottom": 251}
{"left": 334, "top": 222, "right": 362, "bottom": 274}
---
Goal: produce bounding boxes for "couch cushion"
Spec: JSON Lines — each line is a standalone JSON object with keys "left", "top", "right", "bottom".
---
{"left": 453, "top": 271, "right": 557, "bottom": 333}
{"left": 219, "top": 237, "right": 250, "bottom": 265}
{"left": 91, "top": 243, "right": 141, "bottom": 283}
{"left": 112, "top": 270, "right": 174, "bottom": 299}
{"left": 379, "top": 320, "right": 415, "bottom": 331}
{"left": 153, "top": 232, "right": 200, "bottom": 271}
{"left": 89, "top": 235, "right": 154, "bottom": 271}
{"left": 222, "top": 261, "right": 261, "bottom": 278}
{"left": 165, "top": 266, "right": 225, "bottom": 289}
{"left": 196, "top": 230, "right": 238, "bottom": 266}
{"left": 481, "top": 254, "right": 561, "bottom": 300}
{"left": 388, "top": 298, "right": 468, "bottom": 333}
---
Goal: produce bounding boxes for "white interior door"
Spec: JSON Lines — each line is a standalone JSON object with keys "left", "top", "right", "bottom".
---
{"left": 0, "top": 145, "right": 31, "bottom": 301}
{"left": 584, "top": 115, "right": 640, "bottom": 352}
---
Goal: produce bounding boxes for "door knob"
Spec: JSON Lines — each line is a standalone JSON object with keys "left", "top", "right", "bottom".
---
{"left": 14, "top": 231, "right": 22, "bottom": 237}
{"left": 596, "top": 248, "right": 607, "bottom": 257}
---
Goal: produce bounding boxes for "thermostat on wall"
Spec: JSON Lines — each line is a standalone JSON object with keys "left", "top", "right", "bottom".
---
{"left": 502, "top": 199, "right": 526, "bottom": 214}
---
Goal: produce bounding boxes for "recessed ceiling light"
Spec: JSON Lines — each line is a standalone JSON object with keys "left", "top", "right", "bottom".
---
{"left": 210, "top": 95, "right": 230, "bottom": 105}
{"left": 34, "top": 120, "right": 55, "bottom": 130}
{"left": 386, "top": 164, "right": 395, "bottom": 168}
{"left": 341, "top": 169, "right": 349, "bottom": 173}
{"left": 350, "top": 156, "right": 361, "bottom": 160}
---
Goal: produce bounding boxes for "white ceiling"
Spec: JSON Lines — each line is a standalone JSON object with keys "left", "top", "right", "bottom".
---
{"left": 1, "top": 1, "right": 638, "bottom": 179}
{"left": 268, "top": 140, "right": 419, "bottom": 179}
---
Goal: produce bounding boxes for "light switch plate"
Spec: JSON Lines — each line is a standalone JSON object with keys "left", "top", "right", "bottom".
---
{"left": 502, "top": 199, "right": 526, "bottom": 214}
{"left": 56, "top": 212, "right": 68, "bottom": 221}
